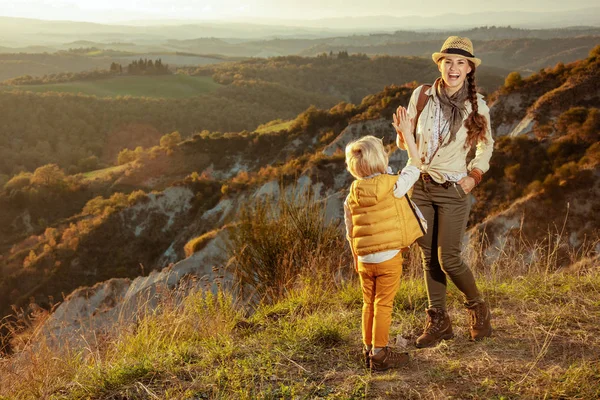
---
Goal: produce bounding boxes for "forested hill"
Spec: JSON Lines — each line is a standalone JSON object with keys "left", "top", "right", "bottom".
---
{"left": 179, "top": 53, "right": 507, "bottom": 103}
{"left": 0, "top": 54, "right": 506, "bottom": 181}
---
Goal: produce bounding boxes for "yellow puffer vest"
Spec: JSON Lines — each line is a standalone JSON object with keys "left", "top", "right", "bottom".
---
{"left": 347, "top": 174, "right": 425, "bottom": 256}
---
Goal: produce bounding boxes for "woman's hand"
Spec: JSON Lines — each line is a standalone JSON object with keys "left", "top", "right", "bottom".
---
{"left": 457, "top": 176, "right": 476, "bottom": 194}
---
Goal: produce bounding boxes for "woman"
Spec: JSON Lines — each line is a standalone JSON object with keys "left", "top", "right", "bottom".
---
{"left": 394, "top": 36, "right": 494, "bottom": 347}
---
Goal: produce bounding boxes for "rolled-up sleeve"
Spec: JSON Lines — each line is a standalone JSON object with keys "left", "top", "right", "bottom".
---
{"left": 393, "top": 165, "right": 420, "bottom": 198}
{"left": 468, "top": 104, "right": 494, "bottom": 173}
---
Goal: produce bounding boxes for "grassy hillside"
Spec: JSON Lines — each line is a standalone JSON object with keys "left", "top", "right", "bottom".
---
{"left": 1, "top": 48, "right": 597, "bottom": 371}
{"left": 1, "top": 195, "right": 598, "bottom": 399}
{"left": 0, "top": 27, "right": 598, "bottom": 394}
{"left": 0, "top": 53, "right": 108, "bottom": 82}
{"left": 0, "top": 75, "right": 222, "bottom": 98}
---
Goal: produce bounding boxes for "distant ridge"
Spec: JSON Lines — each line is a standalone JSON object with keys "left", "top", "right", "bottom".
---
{"left": 0, "top": 7, "right": 599, "bottom": 45}
{"left": 126, "top": 7, "right": 600, "bottom": 30}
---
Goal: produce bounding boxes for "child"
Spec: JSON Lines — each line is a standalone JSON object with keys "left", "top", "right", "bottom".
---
{"left": 344, "top": 107, "right": 425, "bottom": 371}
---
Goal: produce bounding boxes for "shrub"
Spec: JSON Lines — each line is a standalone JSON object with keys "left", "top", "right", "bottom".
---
{"left": 226, "top": 186, "right": 347, "bottom": 303}
{"left": 184, "top": 229, "right": 221, "bottom": 258}
{"left": 82, "top": 192, "right": 129, "bottom": 216}
{"left": 127, "top": 190, "right": 147, "bottom": 205}
{"left": 159, "top": 131, "right": 182, "bottom": 150}
{"left": 555, "top": 107, "right": 588, "bottom": 134}
{"left": 117, "top": 148, "right": 137, "bottom": 165}
{"left": 22, "top": 250, "right": 37, "bottom": 268}
{"left": 4, "top": 172, "right": 32, "bottom": 192}
{"left": 504, "top": 71, "right": 523, "bottom": 90}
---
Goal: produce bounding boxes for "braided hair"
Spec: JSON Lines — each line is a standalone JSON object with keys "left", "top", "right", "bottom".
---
{"left": 464, "top": 62, "right": 489, "bottom": 148}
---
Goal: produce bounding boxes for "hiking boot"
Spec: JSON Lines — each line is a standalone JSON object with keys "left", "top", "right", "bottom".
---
{"left": 415, "top": 307, "right": 453, "bottom": 348}
{"left": 370, "top": 347, "right": 410, "bottom": 371}
{"left": 362, "top": 347, "right": 371, "bottom": 369}
{"left": 465, "top": 301, "right": 492, "bottom": 341}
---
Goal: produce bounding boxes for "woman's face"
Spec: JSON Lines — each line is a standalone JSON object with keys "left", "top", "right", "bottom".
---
{"left": 438, "top": 55, "right": 472, "bottom": 94}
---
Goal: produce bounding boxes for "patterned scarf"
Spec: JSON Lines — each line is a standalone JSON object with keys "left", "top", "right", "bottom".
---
{"left": 435, "top": 77, "right": 469, "bottom": 145}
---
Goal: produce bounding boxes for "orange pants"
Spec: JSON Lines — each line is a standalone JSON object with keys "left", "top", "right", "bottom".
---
{"left": 358, "top": 251, "right": 403, "bottom": 348}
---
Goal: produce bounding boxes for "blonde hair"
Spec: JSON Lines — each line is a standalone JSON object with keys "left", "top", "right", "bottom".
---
{"left": 345, "top": 135, "right": 388, "bottom": 179}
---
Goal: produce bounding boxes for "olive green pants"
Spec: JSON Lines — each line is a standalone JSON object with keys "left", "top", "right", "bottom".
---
{"left": 411, "top": 178, "right": 482, "bottom": 310}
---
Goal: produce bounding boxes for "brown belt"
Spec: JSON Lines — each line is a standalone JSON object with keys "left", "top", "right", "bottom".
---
{"left": 420, "top": 173, "right": 453, "bottom": 188}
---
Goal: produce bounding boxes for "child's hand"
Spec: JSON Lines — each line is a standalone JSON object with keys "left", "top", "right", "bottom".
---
{"left": 392, "top": 106, "right": 414, "bottom": 144}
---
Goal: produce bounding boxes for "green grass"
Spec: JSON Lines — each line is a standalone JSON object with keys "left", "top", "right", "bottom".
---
{"left": 0, "top": 75, "right": 222, "bottom": 98}
{"left": 255, "top": 120, "right": 294, "bottom": 134}
{"left": 82, "top": 164, "right": 129, "bottom": 180}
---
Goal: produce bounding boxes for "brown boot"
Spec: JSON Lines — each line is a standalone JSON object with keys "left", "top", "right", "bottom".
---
{"left": 370, "top": 347, "right": 410, "bottom": 371}
{"left": 415, "top": 308, "right": 453, "bottom": 348}
{"left": 465, "top": 301, "right": 492, "bottom": 341}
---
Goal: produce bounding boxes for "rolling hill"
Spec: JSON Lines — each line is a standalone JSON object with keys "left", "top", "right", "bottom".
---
{"left": 0, "top": 54, "right": 505, "bottom": 182}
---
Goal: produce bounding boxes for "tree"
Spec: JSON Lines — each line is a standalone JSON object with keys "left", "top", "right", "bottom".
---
{"left": 504, "top": 71, "right": 522, "bottom": 90}
{"left": 117, "top": 148, "right": 137, "bottom": 165}
{"left": 78, "top": 155, "right": 99, "bottom": 172}
{"left": 31, "top": 164, "right": 65, "bottom": 187}
{"left": 160, "top": 131, "right": 182, "bottom": 150}
{"left": 337, "top": 50, "right": 349, "bottom": 59}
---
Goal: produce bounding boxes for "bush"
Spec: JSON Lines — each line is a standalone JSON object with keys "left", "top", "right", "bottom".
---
{"left": 159, "top": 131, "right": 182, "bottom": 150}
{"left": 556, "top": 107, "right": 588, "bottom": 134}
{"left": 504, "top": 71, "right": 523, "bottom": 90}
{"left": 226, "top": 186, "right": 347, "bottom": 303}
{"left": 117, "top": 149, "right": 137, "bottom": 165}
{"left": 82, "top": 192, "right": 130, "bottom": 216}
{"left": 4, "top": 172, "right": 32, "bottom": 192}
{"left": 31, "top": 164, "right": 65, "bottom": 187}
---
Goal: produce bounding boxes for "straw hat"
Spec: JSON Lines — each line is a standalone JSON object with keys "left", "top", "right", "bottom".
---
{"left": 432, "top": 36, "right": 481, "bottom": 67}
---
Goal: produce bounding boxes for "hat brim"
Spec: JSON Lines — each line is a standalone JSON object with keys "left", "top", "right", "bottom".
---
{"left": 432, "top": 52, "right": 481, "bottom": 67}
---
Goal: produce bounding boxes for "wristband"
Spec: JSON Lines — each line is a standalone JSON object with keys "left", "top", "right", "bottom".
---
{"left": 468, "top": 169, "right": 483, "bottom": 186}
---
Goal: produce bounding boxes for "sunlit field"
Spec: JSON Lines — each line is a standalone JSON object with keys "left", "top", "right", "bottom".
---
{"left": 0, "top": 74, "right": 222, "bottom": 98}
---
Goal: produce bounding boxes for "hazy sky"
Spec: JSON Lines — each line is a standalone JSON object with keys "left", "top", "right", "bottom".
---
{"left": 0, "top": 0, "right": 598, "bottom": 22}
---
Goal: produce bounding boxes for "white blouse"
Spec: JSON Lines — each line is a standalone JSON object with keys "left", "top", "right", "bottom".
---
{"left": 427, "top": 98, "right": 468, "bottom": 183}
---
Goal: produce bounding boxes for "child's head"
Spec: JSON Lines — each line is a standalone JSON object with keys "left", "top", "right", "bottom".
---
{"left": 345, "top": 135, "right": 388, "bottom": 179}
